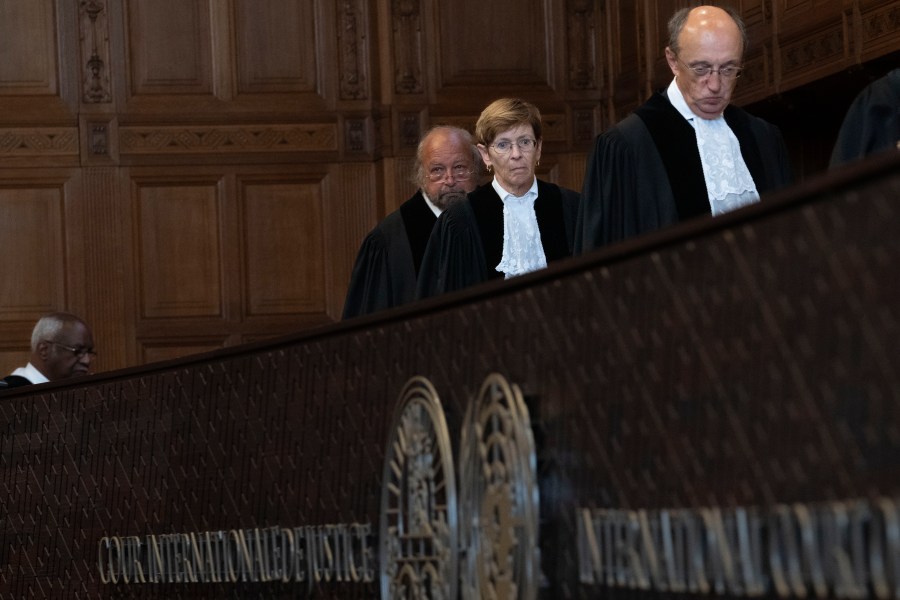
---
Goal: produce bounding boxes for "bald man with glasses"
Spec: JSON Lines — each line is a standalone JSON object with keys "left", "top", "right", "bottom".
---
{"left": 2, "top": 312, "right": 96, "bottom": 389}
{"left": 576, "top": 5, "right": 793, "bottom": 252}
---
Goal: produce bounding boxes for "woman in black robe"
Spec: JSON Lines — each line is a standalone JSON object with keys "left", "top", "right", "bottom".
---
{"left": 416, "top": 98, "right": 580, "bottom": 299}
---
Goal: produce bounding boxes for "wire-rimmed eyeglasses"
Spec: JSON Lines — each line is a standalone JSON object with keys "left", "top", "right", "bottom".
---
{"left": 45, "top": 340, "right": 97, "bottom": 359}
{"left": 676, "top": 56, "right": 743, "bottom": 80}
{"left": 427, "top": 165, "right": 474, "bottom": 182}
{"left": 490, "top": 137, "right": 538, "bottom": 154}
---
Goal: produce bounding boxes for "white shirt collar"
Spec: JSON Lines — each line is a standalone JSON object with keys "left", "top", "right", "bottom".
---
{"left": 491, "top": 177, "right": 538, "bottom": 202}
{"left": 666, "top": 78, "right": 721, "bottom": 126}
{"left": 420, "top": 191, "right": 442, "bottom": 217}
{"left": 11, "top": 362, "right": 50, "bottom": 385}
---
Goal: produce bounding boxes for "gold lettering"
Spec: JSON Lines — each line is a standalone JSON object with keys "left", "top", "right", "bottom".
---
{"left": 182, "top": 533, "right": 199, "bottom": 583}
{"left": 98, "top": 537, "right": 111, "bottom": 584}
{"left": 107, "top": 535, "right": 121, "bottom": 584}
{"left": 874, "top": 498, "right": 900, "bottom": 600}
{"left": 234, "top": 529, "right": 254, "bottom": 581}
{"left": 147, "top": 535, "right": 163, "bottom": 583}
{"left": 119, "top": 536, "right": 132, "bottom": 584}
{"left": 320, "top": 526, "right": 334, "bottom": 582}
{"left": 253, "top": 528, "right": 270, "bottom": 582}
{"left": 280, "top": 528, "right": 295, "bottom": 583}
{"left": 795, "top": 504, "right": 827, "bottom": 598}
{"left": 343, "top": 526, "right": 358, "bottom": 582}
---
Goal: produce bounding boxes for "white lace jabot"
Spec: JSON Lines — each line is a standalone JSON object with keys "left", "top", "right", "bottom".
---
{"left": 493, "top": 179, "right": 547, "bottom": 279}
{"left": 667, "top": 79, "right": 760, "bottom": 216}
{"left": 694, "top": 117, "right": 760, "bottom": 215}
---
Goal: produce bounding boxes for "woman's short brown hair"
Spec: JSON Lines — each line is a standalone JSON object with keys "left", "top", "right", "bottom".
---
{"left": 474, "top": 98, "right": 542, "bottom": 146}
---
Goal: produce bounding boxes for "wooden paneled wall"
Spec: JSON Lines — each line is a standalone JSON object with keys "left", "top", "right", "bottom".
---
{"left": 0, "top": 0, "right": 897, "bottom": 376}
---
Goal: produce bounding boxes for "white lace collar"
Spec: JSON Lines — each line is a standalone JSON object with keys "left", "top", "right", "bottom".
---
{"left": 492, "top": 178, "right": 547, "bottom": 278}
{"left": 667, "top": 79, "right": 760, "bottom": 215}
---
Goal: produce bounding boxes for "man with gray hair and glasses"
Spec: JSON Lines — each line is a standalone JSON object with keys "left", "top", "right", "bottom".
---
{"left": 1, "top": 312, "right": 96, "bottom": 389}
{"left": 576, "top": 5, "right": 793, "bottom": 252}
{"left": 342, "top": 125, "right": 481, "bottom": 318}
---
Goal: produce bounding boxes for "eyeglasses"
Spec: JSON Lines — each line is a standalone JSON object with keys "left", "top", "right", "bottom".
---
{"left": 676, "top": 56, "right": 743, "bottom": 80}
{"left": 490, "top": 138, "right": 538, "bottom": 154}
{"left": 427, "top": 165, "right": 474, "bottom": 182}
{"left": 45, "top": 340, "right": 97, "bottom": 359}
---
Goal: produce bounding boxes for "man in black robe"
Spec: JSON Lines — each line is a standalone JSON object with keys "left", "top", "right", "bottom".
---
{"left": 341, "top": 126, "right": 481, "bottom": 318}
{"left": 576, "top": 5, "right": 793, "bottom": 253}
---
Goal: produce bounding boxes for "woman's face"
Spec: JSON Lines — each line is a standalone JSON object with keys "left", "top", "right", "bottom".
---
{"left": 478, "top": 122, "right": 542, "bottom": 197}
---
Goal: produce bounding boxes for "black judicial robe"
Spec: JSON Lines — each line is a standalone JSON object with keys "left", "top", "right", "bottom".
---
{"left": 575, "top": 91, "right": 793, "bottom": 253}
{"left": 342, "top": 191, "right": 436, "bottom": 319}
{"left": 1, "top": 375, "right": 31, "bottom": 389}
{"left": 416, "top": 180, "right": 580, "bottom": 299}
{"left": 830, "top": 67, "right": 900, "bottom": 167}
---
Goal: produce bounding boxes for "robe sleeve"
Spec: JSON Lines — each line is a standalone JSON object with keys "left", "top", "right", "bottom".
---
{"left": 559, "top": 186, "right": 582, "bottom": 253}
{"left": 577, "top": 114, "right": 687, "bottom": 253}
{"left": 341, "top": 228, "right": 393, "bottom": 319}
{"left": 755, "top": 119, "right": 793, "bottom": 190}
{"left": 830, "top": 68, "right": 900, "bottom": 167}
{"left": 575, "top": 125, "right": 640, "bottom": 254}
{"left": 415, "top": 201, "right": 489, "bottom": 300}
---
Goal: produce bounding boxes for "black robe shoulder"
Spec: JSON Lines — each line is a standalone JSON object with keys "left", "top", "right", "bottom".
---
{"left": 416, "top": 180, "right": 580, "bottom": 299}
{"left": 576, "top": 91, "right": 793, "bottom": 253}
{"left": 342, "top": 192, "right": 437, "bottom": 319}
{"left": 1, "top": 374, "right": 33, "bottom": 389}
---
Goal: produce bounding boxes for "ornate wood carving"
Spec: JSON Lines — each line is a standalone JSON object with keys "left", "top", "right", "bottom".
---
{"left": 119, "top": 124, "right": 338, "bottom": 155}
{"left": 89, "top": 123, "right": 108, "bottom": 156}
{"left": 399, "top": 112, "right": 421, "bottom": 149}
{"left": 860, "top": 2, "right": 900, "bottom": 56}
{"left": 567, "top": 0, "right": 597, "bottom": 90}
{"left": 572, "top": 109, "right": 595, "bottom": 143}
{"left": 79, "top": 0, "right": 111, "bottom": 103}
{"left": 392, "top": 0, "right": 423, "bottom": 94}
{"left": 0, "top": 128, "right": 78, "bottom": 157}
{"left": 345, "top": 118, "right": 369, "bottom": 153}
{"left": 779, "top": 26, "right": 846, "bottom": 80}
{"left": 338, "top": 0, "right": 369, "bottom": 100}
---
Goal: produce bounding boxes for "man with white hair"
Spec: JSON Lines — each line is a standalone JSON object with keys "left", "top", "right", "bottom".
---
{"left": 1, "top": 312, "right": 95, "bottom": 389}
{"left": 342, "top": 125, "right": 481, "bottom": 318}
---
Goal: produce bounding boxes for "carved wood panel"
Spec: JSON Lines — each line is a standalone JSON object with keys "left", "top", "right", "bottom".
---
{"left": 437, "top": 0, "right": 553, "bottom": 91}
{"left": 775, "top": 0, "right": 849, "bottom": 88}
{"left": 0, "top": 1, "right": 58, "bottom": 96}
{"left": 125, "top": 0, "right": 214, "bottom": 96}
{"left": 240, "top": 177, "right": 328, "bottom": 316}
{"left": 233, "top": 0, "right": 319, "bottom": 95}
{"left": 0, "top": 184, "right": 67, "bottom": 318}
{"left": 135, "top": 179, "right": 224, "bottom": 319}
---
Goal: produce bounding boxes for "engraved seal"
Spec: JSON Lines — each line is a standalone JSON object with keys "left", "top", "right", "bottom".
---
{"left": 379, "top": 377, "right": 458, "bottom": 599}
{"left": 459, "top": 373, "right": 540, "bottom": 599}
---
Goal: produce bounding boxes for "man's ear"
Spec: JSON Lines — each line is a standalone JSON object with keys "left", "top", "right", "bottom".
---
{"left": 36, "top": 340, "right": 51, "bottom": 360}
{"left": 664, "top": 47, "right": 679, "bottom": 74}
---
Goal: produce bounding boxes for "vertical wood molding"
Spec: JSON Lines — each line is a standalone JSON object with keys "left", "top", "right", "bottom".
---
{"left": 391, "top": 0, "right": 424, "bottom": 94}
{"left": 330, "top": 163, "right": 376, "bottom": 318}
{"left": 79, "top": 0, "right": 112, "bottom": 103}
{"left": 567, "top": 0, "right": 597, "bottom": 90}
{"left": 81, "top": 167, "right": 130, "bottom": 370}
{"left": 339, "top": 0, "right": 369, "bottom": 99}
